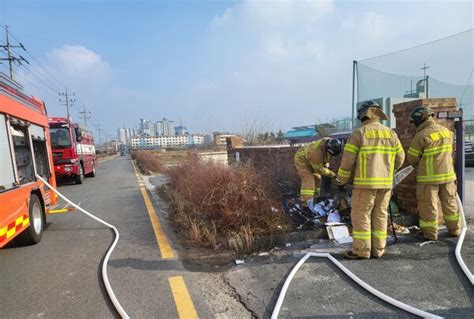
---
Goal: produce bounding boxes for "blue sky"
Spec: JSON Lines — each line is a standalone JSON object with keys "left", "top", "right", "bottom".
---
{"left": 0, "top": 0, "right": 472, "bottom": 137}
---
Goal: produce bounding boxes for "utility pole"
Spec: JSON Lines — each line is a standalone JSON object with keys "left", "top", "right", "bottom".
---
{"left": 79, "top": 104, "right": 92, "bottom": 127}
{"left": 95, "top": 124, "right": 104, "bottom": 146}
{"left": 59, "top": 86, "right": 76, "bottom": 121}
{"left": 0, "top": 25, "right": 29, "bottom": 80}
{"left": 421, "top": 63, "right": 430, "bottom": 98}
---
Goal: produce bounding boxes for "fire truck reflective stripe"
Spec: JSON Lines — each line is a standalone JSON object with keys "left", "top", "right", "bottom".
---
{"left": 0, "top": 214, "right": 29, "bottom": 242}
{"left": 7, "top": 227, "right": 16, "bottom": 238}
{"left": 15, "top": 215, "right": 23, "bottom": 226}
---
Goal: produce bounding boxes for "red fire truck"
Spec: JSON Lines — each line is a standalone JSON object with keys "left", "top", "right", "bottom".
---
{"left": 0, "top": 74, "right": 58, "bottom": 248}
{"left": 48, "top": 117, "right": 97, "bottom": 184}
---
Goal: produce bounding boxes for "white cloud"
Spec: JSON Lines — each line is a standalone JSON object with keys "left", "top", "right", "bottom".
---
{"left": 46, "top": 45, "right": 110, "bottom": 79}
{"left": 341, "top": 11, "right": 389, "bottom": 41}
{"left": 15, "top": 45, "right": 115, "bottom": 132}
{"left": 361, "top": 11, "right": 388, "bottom": 39}
{"left": 242, "top": 0, "right": 334, "bottom": 27}
{"left": 211, "top": 7, "right": 234, "bottom": 27}
{"left": 17, "top": 44, "right": 111, "bottom": 97}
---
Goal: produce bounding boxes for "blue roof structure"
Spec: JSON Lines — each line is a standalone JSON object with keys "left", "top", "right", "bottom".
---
{"left": 284, "top": 128, "right": 317, "bottom": 139}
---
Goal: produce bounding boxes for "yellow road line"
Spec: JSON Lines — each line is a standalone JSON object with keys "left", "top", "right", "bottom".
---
{"left": 168, "top": 276, "right": 199, "bottom": 319}
{"left": 132, "top": 161, "right": 175, "bottom": 259}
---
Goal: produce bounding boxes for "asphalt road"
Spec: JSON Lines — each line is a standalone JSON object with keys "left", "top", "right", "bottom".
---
{"left": 0, "top": 157, "right": 248, "bottom": 318}
{"left": 1, "top": 158, "right": 473, "bottom": 318}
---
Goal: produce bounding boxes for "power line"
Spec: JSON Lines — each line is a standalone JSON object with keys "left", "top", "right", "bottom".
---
{"left": 95, "top": 124, "right": 104, "bottom": 146}
{"left": 0, "top": 25, "right": 72, "bottom": 111}
{"left": 59, "top": 86, "right": 76, "bottom": 121}
{"left": 0, "top": 25, "right": 29, "bottom": 80}
{"left": 12, "top": 58, "right": 61, "bottom": 94}
{"left": 0, "top": 26, "right": 109, "bottom": 132}
{"left": 79, "top": 104, "right": 92, "bottom": 127}
{"left": 1, "top": 25, "right": 63, "bottom": 89}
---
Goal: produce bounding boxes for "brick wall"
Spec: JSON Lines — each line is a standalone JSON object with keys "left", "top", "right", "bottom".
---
{"left": 393, "top": 98, "right": 457, "bottom": 216}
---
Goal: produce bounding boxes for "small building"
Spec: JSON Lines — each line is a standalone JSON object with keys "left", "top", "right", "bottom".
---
{"left": 284, "top": 125, "right": 319, "bottom": 145}
{"left": 213, "top": 132, "right": 237, "bottom": 146}
{"left": 130, "top": 134, "right": 205, "bottom": 149}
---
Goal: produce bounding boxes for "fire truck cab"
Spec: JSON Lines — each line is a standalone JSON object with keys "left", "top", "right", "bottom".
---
{"left": 0, "top": 74, "right": 57, "bottom": 248}
{"left": 49, "top": 118, "right": 96, "bottom": 184}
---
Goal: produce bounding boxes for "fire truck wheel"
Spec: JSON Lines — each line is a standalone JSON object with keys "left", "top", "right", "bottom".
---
{"left": 87, "top": 162, "right": 96, "bottom": 177}
{"left": 75, "top": 165, "right": 84, "bottom": 184}
{"left": 16, "top": 194, "right": 44, "bottom": 245}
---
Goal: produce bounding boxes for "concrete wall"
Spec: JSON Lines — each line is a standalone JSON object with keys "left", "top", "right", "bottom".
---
{"left": 198, "top": 151, "right": 228, "bottom": 166}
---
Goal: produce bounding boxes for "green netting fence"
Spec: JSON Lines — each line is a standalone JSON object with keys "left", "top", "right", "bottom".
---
{"left": 353, "top": 29, "right": 474, "bottom": 128}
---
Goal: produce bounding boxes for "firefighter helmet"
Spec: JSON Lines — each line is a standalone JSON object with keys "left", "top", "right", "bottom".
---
{"left": 324, "top": 138, "right": 342, "bottom": 156}
{"left": 357, "top": 100, "right": 388, "bottom": 121}
{"left": 409, "top": 106, "right": 435, "bottom": 127}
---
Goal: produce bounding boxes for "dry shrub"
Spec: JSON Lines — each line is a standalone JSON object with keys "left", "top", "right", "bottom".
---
{"left": 131, "top": 150, "right": 162, "bottom": 174}
{"left": 167, "top": 156, "right": 291, "bottom": 252}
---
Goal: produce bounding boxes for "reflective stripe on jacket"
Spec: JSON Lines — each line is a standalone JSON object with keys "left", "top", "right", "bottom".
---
{"left": 337, "top": 119, "right": 405, "bottom": 189}
{"left": 294, "top": 138, "right": 333, "bottom": 177}
{"left": 406, "top": 118, "right": 456, "bottom": 184}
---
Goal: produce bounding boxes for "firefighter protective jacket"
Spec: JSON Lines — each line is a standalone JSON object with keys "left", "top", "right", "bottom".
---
{"left": 407, "top": 117, "right": 456, "bottom": 184}
{"left": 294, "top": 137, "right": 334, "bottom": 177}
{"left": 337, "top": 119, "right": 405, "bottom": 189}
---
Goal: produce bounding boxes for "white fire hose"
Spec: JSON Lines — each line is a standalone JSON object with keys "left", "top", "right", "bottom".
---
{"left": 271, "top": 252, "right": 442, "bottom": 319}
{"left": 455, "top": 193, "right": 474, "bottom": 285}
{"left": 272, "top": 166, "right": 473, "bottom": 318}
{"left": 36, "top": 175, "right": 129, "bottom": 319}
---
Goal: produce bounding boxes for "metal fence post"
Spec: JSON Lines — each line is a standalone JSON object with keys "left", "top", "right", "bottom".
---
{"left": 455, "top": 119, "right": 465, "bottom": 203}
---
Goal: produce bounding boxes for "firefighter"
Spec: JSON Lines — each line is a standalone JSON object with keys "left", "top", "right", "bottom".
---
{"left": 406, "top": 106, "right": 460, "bottom": 240}
{"left": 337, "top": 100, "right": 405, "bottom": 259}
{"left": 294, "top": 137, "right": 342, "bottom": 207}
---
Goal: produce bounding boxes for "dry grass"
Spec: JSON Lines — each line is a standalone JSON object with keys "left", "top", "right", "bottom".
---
{"left": 131, "top": 150, "right": 163, "bottom": 174}
{"left": 166, "top": 156, "right": 292, "bottom": 253}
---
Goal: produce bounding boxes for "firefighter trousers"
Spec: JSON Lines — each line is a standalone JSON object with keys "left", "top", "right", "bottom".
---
{"left": 417, "top": 181, "right": 461, "bottom": 240}
{"left": 351, "top": 188, "right": 391, "bottom": 258}
{"left": 294, "top": 157, "right": 321, "bottom": 205}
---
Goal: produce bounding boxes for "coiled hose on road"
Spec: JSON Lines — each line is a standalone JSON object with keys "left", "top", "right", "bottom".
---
{"left": 36, "top": 175, "right": 130, "bottom": 319}
{"left": 271, "top": 192, "right": 472, "bottom": 318}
